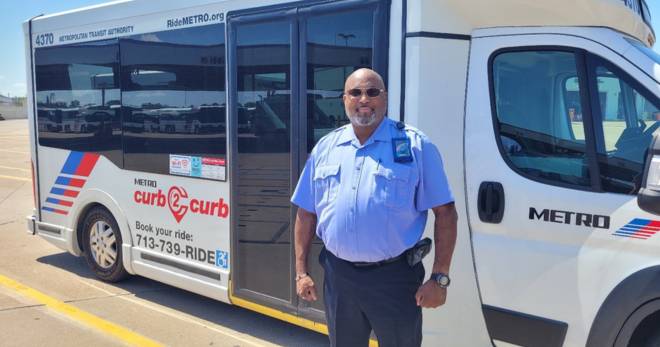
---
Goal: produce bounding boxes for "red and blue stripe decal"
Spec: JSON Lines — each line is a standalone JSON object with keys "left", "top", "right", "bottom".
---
{"left": 42, "top": 152, "right": 100, "bottom": 216}
{"left": 613, "top": 219, "right": 660, "bottom": 240}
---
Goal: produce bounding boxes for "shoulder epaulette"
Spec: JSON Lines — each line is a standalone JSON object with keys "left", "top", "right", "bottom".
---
{"left": 333, "top": 124, "right": 350, "bottom": 133}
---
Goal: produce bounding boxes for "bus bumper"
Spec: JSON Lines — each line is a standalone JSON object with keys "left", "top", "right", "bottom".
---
{"left": 26, "top": 215, "right": 77, "bottom": 255}
{"left": 26, "top": 215, "right": 36, "bottom": 235}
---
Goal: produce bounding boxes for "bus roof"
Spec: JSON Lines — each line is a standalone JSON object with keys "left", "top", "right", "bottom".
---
{"left": 438, "top": 0, "right": 656, "bottom": 46}
{"left": 25, "top": 0, "right": 655, "bottom": 47}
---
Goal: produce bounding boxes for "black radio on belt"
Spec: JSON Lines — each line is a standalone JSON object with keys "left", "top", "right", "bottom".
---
{"left": 406, "top": 237, "right": 432, "bottom": 266}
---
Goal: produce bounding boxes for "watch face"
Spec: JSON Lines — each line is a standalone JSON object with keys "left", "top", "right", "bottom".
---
{"left": 433, "top": 273, "right": 450, "bottom": 287}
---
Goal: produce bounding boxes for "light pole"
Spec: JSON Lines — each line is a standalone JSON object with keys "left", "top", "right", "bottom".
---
{"left": 336, "top": 33, "right": 355, "bottom": 46}
{"left": 336, "top": 33, "right": 356, "bottom": 79}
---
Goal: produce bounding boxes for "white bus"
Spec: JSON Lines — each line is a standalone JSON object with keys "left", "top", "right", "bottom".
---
{"left": 24, "top": 0, "right": 660, "bottom": 346}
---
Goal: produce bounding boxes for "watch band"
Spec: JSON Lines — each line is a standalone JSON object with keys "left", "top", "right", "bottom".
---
{"left": 295, "top": 273, "right": 310, "bottom": 281}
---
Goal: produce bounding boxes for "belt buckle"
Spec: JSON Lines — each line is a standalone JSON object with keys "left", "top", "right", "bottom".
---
{"left": 352, "top": 255, "right": 400, "bottom": 268}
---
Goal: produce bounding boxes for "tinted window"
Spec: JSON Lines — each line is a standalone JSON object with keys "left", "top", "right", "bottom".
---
{"left": 236, "top": 21, "right": 291, "bottom": 154}
{"left": 492, "top": 51, "right": 592, "bottom": 188}
{"left": 35, "top": 40, "right": 122, "bottom": 166}
{"left": 306, "top": 10, "right": 374, "bottom": 151}
{"left": 563, "top": 77, "right": 585, "bottom": 140}
{"left": 593, "top": 61, "right": 660, "bottom": 194}
{"left": 121, "top": 24, "right": 226, "bottom": 175}
{"left": 235, "top": 20, "right": 292, "bottom": 301}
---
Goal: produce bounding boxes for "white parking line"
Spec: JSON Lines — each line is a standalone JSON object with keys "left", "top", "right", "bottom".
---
{"left": 0, "top": 174, "right": 30, "bottom": 182}
{"left": 0, "top": 149, "right": 28, "bottom": 155}
{"left": 0, "top": 165, "right": 30, "bottom": 172}
{"left": 77, "top": 279, "right": 269, "bottom": 347}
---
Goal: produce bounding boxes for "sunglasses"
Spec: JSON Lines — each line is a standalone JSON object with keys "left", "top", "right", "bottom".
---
{"left": 345, "top": 88, "right": 385, "bottom": 98}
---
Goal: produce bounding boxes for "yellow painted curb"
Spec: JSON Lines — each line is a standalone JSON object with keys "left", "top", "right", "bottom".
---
{"left": 0, "top": 274, "right": 162, "bottom": 347}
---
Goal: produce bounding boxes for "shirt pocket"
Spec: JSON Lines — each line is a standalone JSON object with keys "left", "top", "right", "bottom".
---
{"left": 373, "top": 164, "right": 412, "bottom": 208}
{"left": 313, "top": 164, "right": 341, "bottom": 204}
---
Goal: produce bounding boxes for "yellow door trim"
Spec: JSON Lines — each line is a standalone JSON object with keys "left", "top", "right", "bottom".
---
{"left": 228, "top": 280, "right": 378, "bottom": 347}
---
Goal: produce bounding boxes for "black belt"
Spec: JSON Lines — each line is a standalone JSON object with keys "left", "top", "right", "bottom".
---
{"left": 350, "top": 253, "right": 405, "bottom": 268}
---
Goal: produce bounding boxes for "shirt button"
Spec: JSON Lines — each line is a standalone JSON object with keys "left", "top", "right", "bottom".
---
{"left": 352, "top": 186, "right": 356, "bottom": 190}
{"left": 356, "top": 166, "right": 361, "bottom": 171}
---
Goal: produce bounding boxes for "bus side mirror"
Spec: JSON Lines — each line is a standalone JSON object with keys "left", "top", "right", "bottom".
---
{"left": 638, "top": 132, "right": 660, "bottom": 215}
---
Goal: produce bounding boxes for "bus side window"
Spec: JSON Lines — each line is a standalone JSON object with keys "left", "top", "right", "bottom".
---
{"left": 491, "top": 50, "right": 592, "bottom": 188}
{"left": 121, "top": 24, "right": 226, "bottom": 175}
{"left": 591, "top": 60, "right": 660, "bottom": 194}
{"left": 35, "top": 41, "right": 123, "bottom": 167}
{"left": 563, "top": 76, "right": 585, "bottom": 141}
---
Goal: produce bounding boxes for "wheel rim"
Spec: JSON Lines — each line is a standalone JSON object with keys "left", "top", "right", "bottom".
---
{"left": 89, "top": 221, "right": 117, "bottom": 269}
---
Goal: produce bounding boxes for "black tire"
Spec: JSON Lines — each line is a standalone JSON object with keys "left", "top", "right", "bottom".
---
{"left": 633, "top": 318, "right": 660, "bottom": 347}
{"left": 81, "top": 207, "right": 129, "bottom": 282}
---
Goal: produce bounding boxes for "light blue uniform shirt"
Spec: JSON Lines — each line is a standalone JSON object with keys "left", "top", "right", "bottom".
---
{"left": 291, "top": 117, "right": 454, "bottom": 262}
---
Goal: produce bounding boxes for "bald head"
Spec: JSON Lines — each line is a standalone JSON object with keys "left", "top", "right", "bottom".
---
{"left": 344, "top": 68, "right": 386, "bottom": 92}
{"left": 342, "top": 68, "right": 388, "bottom": 130}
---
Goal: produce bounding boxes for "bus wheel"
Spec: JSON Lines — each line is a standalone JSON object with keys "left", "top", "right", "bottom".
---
{"left": 615, "top": 301, "right": 660, "bottom": 347}
{"left": 629, "top": 311, "right": 660, "bottom": 347}
{"left": 81, "top": 207, "right": 129, "bottom": 282}
{"left": 644, "top": 330, "right": 660, "bottom": 347}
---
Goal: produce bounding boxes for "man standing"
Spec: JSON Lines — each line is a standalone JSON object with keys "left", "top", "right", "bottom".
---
{"left": 291, "top": 68, "right": 457, "bottom": 347}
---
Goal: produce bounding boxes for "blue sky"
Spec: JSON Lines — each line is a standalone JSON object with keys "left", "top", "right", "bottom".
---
{"left": 0, "top": 0, "right": 114, "bottom": 97}
{"left": 0, "top": 1, "right": 659, "bottom": 97}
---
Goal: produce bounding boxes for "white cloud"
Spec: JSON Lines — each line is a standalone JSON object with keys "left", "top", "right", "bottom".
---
{"left": 140, "top": 34, "right": 162, "bottom": 43}
{"left": 12, "top": 82, "right": 26, "bottom": 88}
{"left": 0, "top": 76, "right": 5, "bottom": 80}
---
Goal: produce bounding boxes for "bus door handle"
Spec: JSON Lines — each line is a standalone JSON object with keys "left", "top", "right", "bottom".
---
{"left": 478, "top": 182, "right": 505, "bottom": 223}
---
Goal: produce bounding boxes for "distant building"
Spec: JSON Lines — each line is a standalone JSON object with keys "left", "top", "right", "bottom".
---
{"left": 0, "top": 95, "right": 27, "bottom": 120}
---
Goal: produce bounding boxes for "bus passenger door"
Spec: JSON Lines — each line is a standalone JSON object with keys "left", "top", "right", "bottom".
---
{"left": 228, "top": 0, "right": 388, "bottom": 323}
{"left": 229, "top": 10, "right": 297, "bottom": 312}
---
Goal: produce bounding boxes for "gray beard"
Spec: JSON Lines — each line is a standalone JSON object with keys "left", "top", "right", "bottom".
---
{"left": 349, "top": 112, "right": 377, "bottom": 127}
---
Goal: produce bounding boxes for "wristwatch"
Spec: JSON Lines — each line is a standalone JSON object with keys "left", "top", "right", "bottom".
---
{"left": 430, "top": 273, "right": 451, "bottom": 288}
{"left": 295, "top": 272, "right": 310, "bottom": 281}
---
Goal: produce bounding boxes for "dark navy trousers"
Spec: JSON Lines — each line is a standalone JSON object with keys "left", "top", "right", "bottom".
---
{"left": 319, "top": 248, "right": 425, "bottom": 347}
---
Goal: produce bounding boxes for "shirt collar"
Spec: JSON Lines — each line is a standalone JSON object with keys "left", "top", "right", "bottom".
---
{"left": 336, "top": 117, "right": 392, "bottom": 147}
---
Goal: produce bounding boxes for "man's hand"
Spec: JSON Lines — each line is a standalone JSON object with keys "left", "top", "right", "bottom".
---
{"left": 296, "top": 274, "right": 318, "bottom": 302}
{"left": 415, "top": 280, "right": 446, "bottom": 308}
